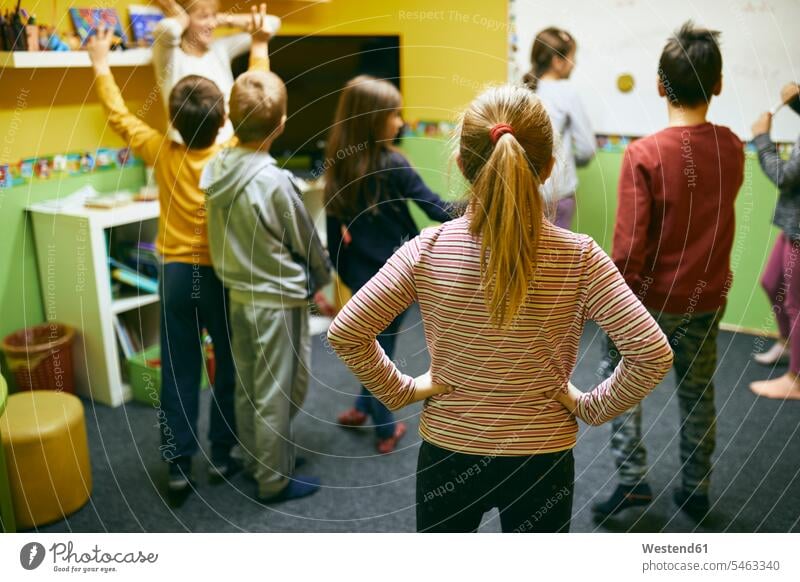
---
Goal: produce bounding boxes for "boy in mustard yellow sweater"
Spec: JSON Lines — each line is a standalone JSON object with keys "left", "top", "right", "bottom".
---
{"left": 87, "top": 6, "right": 272, "bottom": 498}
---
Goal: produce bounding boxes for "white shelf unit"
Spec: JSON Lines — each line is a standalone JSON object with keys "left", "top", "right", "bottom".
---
{"left": 28, "top": 193, "right": 160, "bottom": 407}
{"left": 26, "top": 178, "right": 329, "bottom": 406}
{"left": 1, "top": 48, "right": 152, "bottom": 69}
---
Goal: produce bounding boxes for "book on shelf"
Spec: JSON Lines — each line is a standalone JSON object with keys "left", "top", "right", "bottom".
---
{"left": 129, "top": 5, "right": 164, "bottom": 46}
{"left": 112, "top": 314, "right": 141, "bottom": 359}
{"left": 109, "top": 257, "right": 158, "bottom": 294}
{"left": 84, "top": 192, "right": 134, "bottom": 209}
{"left": 69, "top": 8, "right": 128, "bottom": 47}
{"left": 118, "top": 241, "right": 159, "bottom": 279}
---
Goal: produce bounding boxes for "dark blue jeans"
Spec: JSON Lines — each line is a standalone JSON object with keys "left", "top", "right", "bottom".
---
{"left": 159, "top": 262, "right": 236, "bottom": 463}
{"left": 354, "top": 313, "right": 404, "bottom": 439}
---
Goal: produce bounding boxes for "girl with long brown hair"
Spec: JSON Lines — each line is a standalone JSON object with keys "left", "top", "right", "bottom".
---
{"left": 523, "top": 27, "right": 595, "bottom": 230}
{"left": 324, "top": 75, "right": 456, "bottom": 454}
{"left": 328, "top": 85, "right": 672, "bottom": 532}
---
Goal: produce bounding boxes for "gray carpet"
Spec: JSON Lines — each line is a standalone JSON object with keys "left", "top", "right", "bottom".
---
{"left": 36, "top": 305, "right": 800, "bottom": 532}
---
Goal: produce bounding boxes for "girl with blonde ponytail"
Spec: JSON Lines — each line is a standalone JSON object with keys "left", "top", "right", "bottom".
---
{"left": 459, "top": 86, "right": 554, "bottom": 327}
{"left": 328, "top": 85, "right": 673, "bottom": 532}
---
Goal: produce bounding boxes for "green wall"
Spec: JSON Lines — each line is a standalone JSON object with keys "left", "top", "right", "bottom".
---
{"left": 0, "top": 166, "right": 146, "bottom": 388}
{"left": 401, "top": 136, "right": 780, "bottom": 335}
{"left": 0, "top": 137, "right": 781, "bottom": 388}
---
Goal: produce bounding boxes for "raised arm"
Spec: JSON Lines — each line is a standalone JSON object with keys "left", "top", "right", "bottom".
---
{"left": 327, "top": 237, "right": 452, "bottom": 409}
{"left": 87, "top": 27, "right": 162, "bottom": 166}
{"left": 214, "top": 3, "right": 281, "bottom": 62}
{"left": 554, "top": 240, "right": 672, "bottom": 425}
{"left": 150, "top": 2, "right": 187, "bottom": 91}
{"left": 750, "top": 83, "right": 800, "bottom": 191}
{"left": 217, "top": 9, "right": 279, "bottom": 34}
{"left": 247, "top": 3, "right": 273, "bottom": 72}
{"left": 752, "top": 120, "right": 800, "bottom": 192}
{"left": 154, "top": 0, "right": 189, "bottom": 30}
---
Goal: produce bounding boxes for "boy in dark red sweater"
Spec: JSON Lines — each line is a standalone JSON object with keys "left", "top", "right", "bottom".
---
{"left": 593, "top": 22, "right": 744, "bottom": 522}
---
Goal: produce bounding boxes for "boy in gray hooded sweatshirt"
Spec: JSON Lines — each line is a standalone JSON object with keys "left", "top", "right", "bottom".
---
{"left": 201, "top": 70, "right": 331, "bottom": 503}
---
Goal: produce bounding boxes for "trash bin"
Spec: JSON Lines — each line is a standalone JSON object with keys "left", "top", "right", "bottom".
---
{"left": 1, "top": 323, "right": 76, "bottom": 394}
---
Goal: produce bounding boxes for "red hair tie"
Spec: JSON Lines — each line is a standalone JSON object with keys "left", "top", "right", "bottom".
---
{"left": 490, "top": 123, "right": 514, "bottom": 144}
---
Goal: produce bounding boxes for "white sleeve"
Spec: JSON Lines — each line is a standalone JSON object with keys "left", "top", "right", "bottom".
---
{"left": 213, "top": 32, "right": 252, "bottom": 62}
{"left": 151, "top": 17, "right": 185, "bottom": 94}
{"left": 567, "top": 86, "right": 596, "bottom": 167}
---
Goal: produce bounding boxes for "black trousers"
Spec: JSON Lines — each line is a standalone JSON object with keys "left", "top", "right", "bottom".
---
{"left": 416, "top": 440, "right": 574, "bottom": 532}
{"left": 159, "top": 262, "right": 237, "bottom": 462}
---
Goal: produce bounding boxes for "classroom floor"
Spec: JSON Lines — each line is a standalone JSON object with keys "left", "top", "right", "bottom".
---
{"left": 34, "top": 306, "right": 800, "bottom": 533}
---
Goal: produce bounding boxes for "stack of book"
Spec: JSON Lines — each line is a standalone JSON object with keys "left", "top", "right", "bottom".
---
{"left": 108, "top": 242, "right": 159, "bottom": 359}
{"left": 109, "top": 257, "right": 158, "bottom": 294}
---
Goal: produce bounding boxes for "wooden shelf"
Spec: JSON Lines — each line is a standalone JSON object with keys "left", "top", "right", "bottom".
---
{"left": 1, "top": 48, "right": 152, "bottom": 69}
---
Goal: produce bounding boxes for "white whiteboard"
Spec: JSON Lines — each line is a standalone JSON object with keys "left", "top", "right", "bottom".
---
{"left": 510, "top": 0, "right": 800, "bottom": 142}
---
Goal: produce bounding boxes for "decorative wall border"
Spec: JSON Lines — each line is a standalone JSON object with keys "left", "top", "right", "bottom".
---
{"left": 0, "top": 147, "right": 141, "bottom": 189}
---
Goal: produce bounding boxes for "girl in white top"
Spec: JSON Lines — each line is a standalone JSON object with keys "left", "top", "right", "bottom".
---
{"left": 152, "top": 0, "right": 281, "bottom": 143}
{"left": 523, "top": 27, "right": 595, "bottom": 230}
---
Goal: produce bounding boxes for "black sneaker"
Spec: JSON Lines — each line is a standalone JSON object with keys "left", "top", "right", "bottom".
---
{"left": 673, "top": 488, "right": 710, "bottom": 522}
{"left": 168, "top": 457, "right": 193, "bottom": 492}
{"left": 592, "top": 483, "right": 653, "bottom": 517}
{"left": 208, "top": 456, "right": 243, "bottom": 484}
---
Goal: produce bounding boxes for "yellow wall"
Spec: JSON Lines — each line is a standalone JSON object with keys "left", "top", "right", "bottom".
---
{"left": 0, "top": 0, "right": 508, "bottom": 161}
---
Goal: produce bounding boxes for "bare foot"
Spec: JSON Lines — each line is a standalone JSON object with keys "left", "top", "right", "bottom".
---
{"left": 753, "top": 340, "right": 789, "bottom": 365}
{"left": 749, "top": 372, "right": 800, "bottom": 400}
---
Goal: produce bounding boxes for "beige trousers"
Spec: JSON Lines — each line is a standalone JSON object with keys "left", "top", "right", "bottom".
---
{"left": 229, "top": 300, "right": 310, "bottom": 497}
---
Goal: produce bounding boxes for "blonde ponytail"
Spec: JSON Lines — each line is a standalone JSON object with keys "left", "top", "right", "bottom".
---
{"left": 458, "top": 86, "right": 553, "bottom": 328}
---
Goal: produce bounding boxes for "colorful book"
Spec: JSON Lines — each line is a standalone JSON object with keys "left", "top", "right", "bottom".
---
{"left": 69, "top": 8, "right": 127, "bottom": 46}
{"left": 119, "top": 241, "right": 159, "bottom": 279}
{"left": 112, "top": 315, "right": 135, "bottom": 359}
{"left": 109, "top": 258, "right": 159, "bottom": 294}
{"left": 129, "top": 5, "right": 164, "bottom": 46}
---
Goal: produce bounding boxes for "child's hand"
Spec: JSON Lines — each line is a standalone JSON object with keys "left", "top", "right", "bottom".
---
{"left": 86, "top": 25, "right": 113, "bottom": 76}
{"left": 155, "top": 0, "right": 190, "bottom": 31}
{"left": 751, "top": 112, "right": 772, "bottom": 137}
{"left": 545, "top": 381, "right": 583, "bottom": 415}
{"left": 780, "top": 82, "right": 800, "bottom": 106}
{"left": 411, "top": 370, "right": 453, "bottom": 403}
{"left": 154, "top": 0, "right": 186, "bottom": 19}
{"left": 249, "top": 3, "right": 273, "bottom": 43}
{"left": 313, "top": 290, "right": 337, "bottom": 317}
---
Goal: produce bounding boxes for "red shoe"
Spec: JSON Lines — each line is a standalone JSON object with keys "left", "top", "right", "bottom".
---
{"left": 337, "top": 408, "right": 368, "bottom": 427}
{"left": 377, "top": 422, "right": 407, "bottom": 454}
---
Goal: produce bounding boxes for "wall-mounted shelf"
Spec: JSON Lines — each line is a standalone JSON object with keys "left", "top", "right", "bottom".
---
{"left": 1, "top": 48, "right": 152, "bottom": 69}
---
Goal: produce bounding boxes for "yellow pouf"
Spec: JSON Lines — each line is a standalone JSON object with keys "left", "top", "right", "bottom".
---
{"left": 0, "top": 391, "right": 92, "bottom": 529}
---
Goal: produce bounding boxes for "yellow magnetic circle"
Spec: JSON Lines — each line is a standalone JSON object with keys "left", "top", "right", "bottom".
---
{"left": 617, "top": 73, "right": 635, "bottom": 93}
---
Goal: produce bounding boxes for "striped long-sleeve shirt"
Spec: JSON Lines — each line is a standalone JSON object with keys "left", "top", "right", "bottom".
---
{"left": 328, "top": 216, "right": 673, "bottom": 456}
